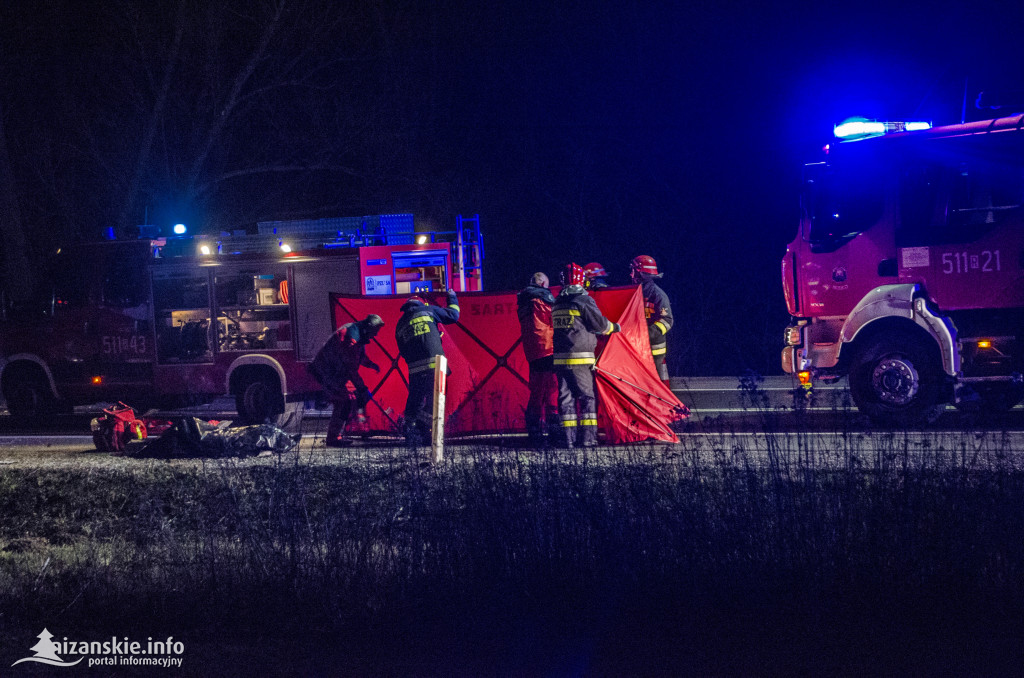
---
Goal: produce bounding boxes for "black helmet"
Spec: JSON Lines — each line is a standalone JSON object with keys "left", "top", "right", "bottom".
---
{"left": 363, "top": 314, "right": 384, "bottom": 334}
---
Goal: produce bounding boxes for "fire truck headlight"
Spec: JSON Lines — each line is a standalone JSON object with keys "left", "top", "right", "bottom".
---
{"left": 199, "top": 245, "right": 212, "bottom": 256}
{"left": 280, "top": 242, "right": 292, "bottom": 253}
{"left": 173, "top": 223, "right": 187, "bottom": 235}
{"left": 416, "top": 235, "right": 428, "bottom": 244}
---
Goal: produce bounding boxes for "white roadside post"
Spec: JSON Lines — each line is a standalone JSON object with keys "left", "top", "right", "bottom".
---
{"left": 431, "top": 355, "right": 447, "bottom": 463}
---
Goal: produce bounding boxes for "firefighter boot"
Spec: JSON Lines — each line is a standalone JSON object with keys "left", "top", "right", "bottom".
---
{"left": 579, "top": 410, "right": 599, "bottom": 447}
{"left": 557, "top": 421, "right": 577, "bottom": 449}
{"left": 404, "top": 418, "right": 429, "bottom": 449}
{"left": 544, "top": 411, "right": 560, "bottom": 445}
{"left": 325, "top": 418, "right": 355, "bottom": 447}
{"left": 525, "top": 411, "right": 545, "bottom": 447}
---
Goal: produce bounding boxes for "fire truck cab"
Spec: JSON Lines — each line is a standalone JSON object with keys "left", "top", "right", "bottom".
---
{"left": 783, "top": 116, "right": 1024, "bottom": 424}
{"left": 0, "top": 214, "right": 483, "bottom": 423}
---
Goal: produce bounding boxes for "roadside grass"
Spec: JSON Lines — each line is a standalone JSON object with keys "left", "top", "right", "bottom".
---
{"left": 2, "top": 415, "right": 1024, "bottom": 674}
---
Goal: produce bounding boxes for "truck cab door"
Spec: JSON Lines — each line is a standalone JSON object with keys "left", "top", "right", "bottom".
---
{"left": 897, "top": 153, "right": 1024, "bottom": 311}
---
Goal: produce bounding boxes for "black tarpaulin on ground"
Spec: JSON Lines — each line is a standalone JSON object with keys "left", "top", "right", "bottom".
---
{"left": 120, "top": 417, "right": 301, "bottom": 458}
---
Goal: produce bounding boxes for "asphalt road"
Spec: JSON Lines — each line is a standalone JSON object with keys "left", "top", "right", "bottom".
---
{"left": 2, "top": 375, "right": 1024, "bottom": 433}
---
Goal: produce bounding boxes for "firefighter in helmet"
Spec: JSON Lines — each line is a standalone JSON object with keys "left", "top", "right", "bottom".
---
{"left": 308, "top": 314, "right": 385, "bottom": 447}
{"left": 630, "top": 254, "right": 673, "bottom": 383}
{"left": 395, "top": 290, "right": 460, "bottom": 446}
{"left": 552, "top": 262, "right": 620, "bottom": 448}
{"left": 583, "top": 262, "right": 609, "bottom": 290}
{"left": 517, "top": 271, "right": 558, "bottom": 445}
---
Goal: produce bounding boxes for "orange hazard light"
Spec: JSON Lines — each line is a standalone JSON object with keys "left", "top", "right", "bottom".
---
{"left": 91, "top": 376, "right": 104, "bottom": 385}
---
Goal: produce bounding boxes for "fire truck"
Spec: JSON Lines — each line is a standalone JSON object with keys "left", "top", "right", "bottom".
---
{"left": 782, "top": 115, "right": 1024, "bottom": 425}
{"left": 0, "top": 214, "right": 483, "bottom": 423}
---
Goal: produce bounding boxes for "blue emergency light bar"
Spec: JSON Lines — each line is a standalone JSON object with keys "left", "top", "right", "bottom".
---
{"left": 834, "top": 119, "right": 932, "bottom": 141}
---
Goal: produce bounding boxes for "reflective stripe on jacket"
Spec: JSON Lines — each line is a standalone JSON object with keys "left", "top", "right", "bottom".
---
{"left": 395, "top": 295, "right": 460, "bottom": 368}
{"left": 552, "top": 285, "right": 616, "bottom": 364}
{"left": 640, "top": 278, "right": 673, "bottom": 355}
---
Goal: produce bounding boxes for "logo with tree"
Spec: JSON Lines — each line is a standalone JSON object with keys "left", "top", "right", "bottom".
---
{"left": 11, "top": 629, "right": 83, "bottom": 667}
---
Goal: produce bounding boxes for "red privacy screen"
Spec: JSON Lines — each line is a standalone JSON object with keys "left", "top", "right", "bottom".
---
{"left": 329, "top": 286, "right": 686, "bottom": 442}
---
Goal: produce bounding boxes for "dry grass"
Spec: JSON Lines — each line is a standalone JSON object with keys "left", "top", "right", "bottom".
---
{"left": 1, "top": 409, "right": 1024, "bottom": 675}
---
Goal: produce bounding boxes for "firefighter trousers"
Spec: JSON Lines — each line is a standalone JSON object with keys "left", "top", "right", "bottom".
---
{"left": 326, "top": 383, "right": 370, "bottom": 442}
{"left": 403, "top": 371, "right": 435, "bottom": 444}
{"left": 556, "top": 364, "right": 598, "bottom": 448}
{"left": 652, "top": 351, "right": 669, "bottom": 382}
{"left": 526, "top": 356, "right": 558, "bottom": 443}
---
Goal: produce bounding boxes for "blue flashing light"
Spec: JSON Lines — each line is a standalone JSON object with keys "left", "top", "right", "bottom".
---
{"left": 834, "top": 120, "right": 885, "bottom": 139}
{"left": 834, "top": 118, "right": 932, "bottom": 141}
{"left": 173, "top": 223, "right": 187, "bottom": 235}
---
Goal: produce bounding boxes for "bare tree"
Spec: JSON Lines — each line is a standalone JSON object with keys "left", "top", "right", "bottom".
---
{"left": 0, "top": 102, "right": 34, "bottom": 303}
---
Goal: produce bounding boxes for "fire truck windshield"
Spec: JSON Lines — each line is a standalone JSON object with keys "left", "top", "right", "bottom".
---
{"left": 804, "top": 155, "right": 886, "bottom": 251}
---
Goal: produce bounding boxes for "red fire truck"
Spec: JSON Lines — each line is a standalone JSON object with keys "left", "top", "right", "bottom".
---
{"left": 782, "top": 116, "right": 1024, "bottom": 425}
{"left": 0, "top": 214, "right": 483, "bottom": 423}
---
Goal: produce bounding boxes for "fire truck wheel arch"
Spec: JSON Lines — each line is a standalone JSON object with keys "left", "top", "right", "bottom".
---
{"left": 227, "top": 355, "right": 288, "bottom": 423}
{"left": 225, "top": 355, "right": 288, "bottom": 396}
{"left": 0, "top": 355, "right": 59, "bottom": 416}
{"left": 837, "top": 284, "right": 958, "bottom": 377}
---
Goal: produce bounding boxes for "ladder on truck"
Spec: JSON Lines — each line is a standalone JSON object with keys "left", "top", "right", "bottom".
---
{"left": 455, "top": 214, "right": 483, "bottom": 292}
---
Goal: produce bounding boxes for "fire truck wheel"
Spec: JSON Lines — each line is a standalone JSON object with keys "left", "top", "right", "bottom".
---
{"left": 848, "top": 330, "right": 945, "bottom": 427}
{"left": 2, "top": 365, "right": 56, "bottom": 419}
{"left": 235, "top": 376, "right": 284, "bottom": 425}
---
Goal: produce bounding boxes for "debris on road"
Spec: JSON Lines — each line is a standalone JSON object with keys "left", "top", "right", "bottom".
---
{"left": 117, "top": 416, "right": 301, "bottom": 458}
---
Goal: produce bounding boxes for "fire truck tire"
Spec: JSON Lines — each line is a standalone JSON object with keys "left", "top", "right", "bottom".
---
{"left": 2, "top": 365, "right": 56, "bottom": 419}
{"left": 235, "top": 376, "right": 286, "bottom": 426}
{"left": 848, "top": 330, "right": 945, "bottom": 427}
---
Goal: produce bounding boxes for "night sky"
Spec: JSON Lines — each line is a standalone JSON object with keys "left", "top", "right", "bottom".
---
{"left": 1, "top": 0, "right": 1021, "bottom": 375}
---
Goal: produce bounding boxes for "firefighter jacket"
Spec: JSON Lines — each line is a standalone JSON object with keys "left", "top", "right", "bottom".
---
{"left": 552, "top": 285, "right": 619, "bottom": 367}
{"left": 309, "top": 322, "right": 376, "bottom": 395}
{"left": 516, "top": 283, "right": 555, "bottom": 362}
{"left": 639, "top": 277, "right": 673, "bottom": 357}
{"left": 395, "top": 292, "right": 460, "bottom": 376}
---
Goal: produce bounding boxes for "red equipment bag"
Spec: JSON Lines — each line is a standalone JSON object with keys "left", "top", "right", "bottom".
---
{"left": 90, "top": 402, "right": 148, "bottom": 452}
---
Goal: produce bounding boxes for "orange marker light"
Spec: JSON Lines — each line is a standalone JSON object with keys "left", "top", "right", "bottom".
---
{"left": 91, "top": 376, "right": 103, "bottom": 385}
{"left": 797, "top": 371, "right": 812, "bottom": 386}
{"left": 978, "top": 340, "right": 992, "bottom": 349}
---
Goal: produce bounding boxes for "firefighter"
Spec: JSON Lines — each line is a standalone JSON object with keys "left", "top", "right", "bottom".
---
{"left": 583, "top": 262, "right": 609, "bottom": 289}
{"left": 517, "top": 271, "right": 558, "bottom": 445}
{"left": 630, "top": 254, "right": 673, "bottom": 384}
{"left": 308, "top": 314, "right": 385, "bottom": 447}
{"left": 395, "top": 290, "right": 460, "bottom": 446}
{"left": 552, "top": 263, "right": 620, "bottom": 448}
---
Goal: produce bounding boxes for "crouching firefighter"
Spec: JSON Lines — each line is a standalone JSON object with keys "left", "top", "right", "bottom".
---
{"left": 308, "top": 314, "right": 385, "bottom": 447}
{"left": 552, "top": 263, "right": 620, "bottom": 448}
{"left": 395, "top": 290, "right": 460, "bottom": 446}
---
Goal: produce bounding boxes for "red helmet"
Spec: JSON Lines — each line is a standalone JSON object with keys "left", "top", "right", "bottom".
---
{"left": 583, "top": 262, "right": 608, "bottom": 280}
{"left": 630, "top": 254, "right": 660, "bottom": 282}
{"left": 563, "top": 262, "right": 586, "bottom": 287}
